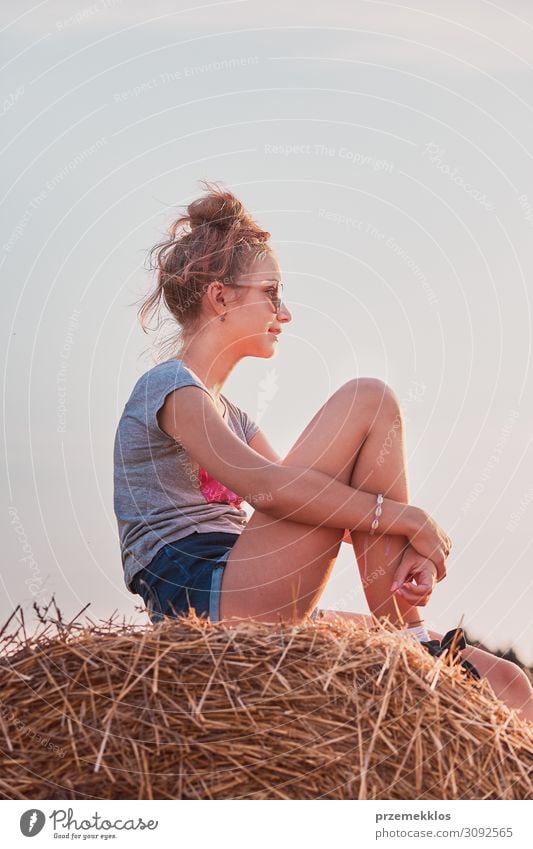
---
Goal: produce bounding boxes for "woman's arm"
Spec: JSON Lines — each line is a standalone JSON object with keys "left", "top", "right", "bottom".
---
{"left": 158, "top": 386, "right": 448, "bottom": 573}
{"left": 248, "top": 427, "right": 442, "bottom": 600}
{"left": 249, "top": 430, "right": 356, "bottom": 547}
{"left": 247, "top": 428, "right": 282, "bottom": 463}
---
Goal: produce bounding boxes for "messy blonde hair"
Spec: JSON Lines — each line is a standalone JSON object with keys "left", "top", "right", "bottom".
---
{"left": 138, "top": 179, "right": 273, "bottom": 360}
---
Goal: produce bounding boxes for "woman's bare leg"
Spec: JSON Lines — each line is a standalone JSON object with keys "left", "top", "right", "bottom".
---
{"left": 348, "top": 386, "right": 423, "bottom": 629}
{"left": 219, "top": 378, "right": 422, "bottom": 624}
{"left": 319, "top": 609, "right": 533, "bottom": 723}
{"left": 219, "top": 379, "right": 374, "bottom": 623}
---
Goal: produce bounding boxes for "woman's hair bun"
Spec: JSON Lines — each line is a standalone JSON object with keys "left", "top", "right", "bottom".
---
{"left": 139, "top": 179, "right": 273, "bottom": 358}
{"left": 187, "top": 180, "right": 250, "bottom": 232}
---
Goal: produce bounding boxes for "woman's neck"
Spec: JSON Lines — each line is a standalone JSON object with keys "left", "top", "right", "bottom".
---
{"left": 175, "top": 351, "right": 238, "bottom": 407}
{"left": 175, "top": 326, "right": 244, "bottom": 401}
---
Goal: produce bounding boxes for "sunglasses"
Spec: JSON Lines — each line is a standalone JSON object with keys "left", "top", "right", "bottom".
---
{"left": 222, "top": 280, "right": 284, "bottom": 313}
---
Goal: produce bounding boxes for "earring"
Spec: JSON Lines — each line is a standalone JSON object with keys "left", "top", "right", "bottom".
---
{"left": 219, "top": 313, "right": 226, "bottom": 321}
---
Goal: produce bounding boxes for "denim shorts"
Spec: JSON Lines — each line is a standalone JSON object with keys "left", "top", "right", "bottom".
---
{"left": 132, "top": 530, "right": 320, "bottom": 624}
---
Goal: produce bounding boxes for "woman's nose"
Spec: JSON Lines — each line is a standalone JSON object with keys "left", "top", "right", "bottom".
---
{"left": 278, "top": 302, "right": 292, "bottom": 322}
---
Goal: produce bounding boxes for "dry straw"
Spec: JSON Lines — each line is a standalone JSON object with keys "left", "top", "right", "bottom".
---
{"left": 0, "top": 598, "right": 532, "bottom": 800}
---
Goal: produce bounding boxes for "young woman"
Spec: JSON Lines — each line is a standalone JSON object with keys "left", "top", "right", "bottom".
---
{"left": 113, "top": 180, "right": 533, "bottom": 722}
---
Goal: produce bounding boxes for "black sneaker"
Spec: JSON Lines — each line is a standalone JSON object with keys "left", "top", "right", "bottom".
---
{"left": 420, "top": 627, "right": 482, "bottom": 681}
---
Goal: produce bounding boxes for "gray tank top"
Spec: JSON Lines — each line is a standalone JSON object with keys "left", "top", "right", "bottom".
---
{"left": 113, "top": 359, "right": 260, "bottom": 592}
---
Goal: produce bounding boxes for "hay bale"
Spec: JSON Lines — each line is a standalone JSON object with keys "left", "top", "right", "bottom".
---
{"left": 0, "top": 602, "right": 532, "bottom": 800}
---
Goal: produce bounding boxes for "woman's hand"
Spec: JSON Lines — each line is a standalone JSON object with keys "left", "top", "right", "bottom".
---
{"left": 405, "top": 507, "right": 451, "bottom": 583}
{"left": 390, "top": 543, "right": 438, "bottom": 607}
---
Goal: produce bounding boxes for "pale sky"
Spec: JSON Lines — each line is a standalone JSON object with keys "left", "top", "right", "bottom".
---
{"left": 2, "top": 0, "right": 533, "bottom": 662}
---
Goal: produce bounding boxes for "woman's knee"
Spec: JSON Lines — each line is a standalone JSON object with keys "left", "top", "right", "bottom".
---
{"left": 339, "top": 379, "right": 403, "bottom": 439}
{"left": 496, "top": 658, "right": 532, "bottom": 695}
{"left": 469, "top": 651, "right": 532, "bottom": 698}
{"left": 342, "top": 378, "right": 402, "bottom": 416}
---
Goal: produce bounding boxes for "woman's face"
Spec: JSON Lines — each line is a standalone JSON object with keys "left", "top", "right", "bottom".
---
{"left": 227, "top": 253, "right": 292, "bottom": 357}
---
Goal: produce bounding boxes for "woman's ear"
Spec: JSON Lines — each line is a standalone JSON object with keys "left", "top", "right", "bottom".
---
{"left": 207, "top": 280, "right": 226, "bottom": 309}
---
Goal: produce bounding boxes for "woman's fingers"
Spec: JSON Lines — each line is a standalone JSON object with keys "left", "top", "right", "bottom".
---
{"left": 397, "top": 587, "right": 431, "bottom": 606}
{"left": 394, "top": 565, "right": 436, "bottom": 605}
{"left": 432, "top": 549, "right": 447, "bottom": 582}
{"left": 411, "top": 511, "right": 451, "bottom": 582}
{"left": 390, "top": 548, "right": 415, "bottom": 592}
{"left": 396, "top": 583, "right": 429, "bottom": 601}
{"left": 410, "top": 539, "right": 446, "bottom": 581}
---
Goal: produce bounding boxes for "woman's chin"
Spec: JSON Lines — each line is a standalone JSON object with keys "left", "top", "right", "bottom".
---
{"left": 249, "top": 337, "right": 279, "bottom": 357}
